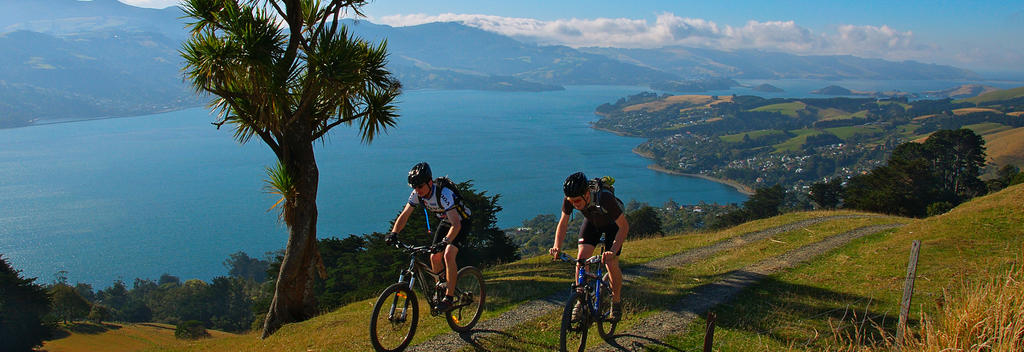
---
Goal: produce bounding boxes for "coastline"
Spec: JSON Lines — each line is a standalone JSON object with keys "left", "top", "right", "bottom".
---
{"left": 588, "top": 123, "right": 755, "bottom": 196}
{"left": 591, "top": 124, "right": 639, "bottom": 137}
{"left": 632, "top": 148, "right": 756, "bottom": 196}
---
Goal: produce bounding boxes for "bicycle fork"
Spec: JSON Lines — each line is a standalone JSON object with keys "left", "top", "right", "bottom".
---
{"left": 389, "top": 259, "right": 419, "bottom": 322}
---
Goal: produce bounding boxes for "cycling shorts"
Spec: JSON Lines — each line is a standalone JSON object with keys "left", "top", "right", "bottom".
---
{"left": 433, "top": 217, "right": 471, "bottom": 249}
{"left": 577, "top": 220, "right": 621, "bottom": 255}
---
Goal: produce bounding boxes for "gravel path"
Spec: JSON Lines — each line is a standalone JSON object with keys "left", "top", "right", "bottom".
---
{"left": 406, "top": 215, "right": 877, "bottom": 351}
{"left": 589, "top": 223, "right": 904, "bottom": 352}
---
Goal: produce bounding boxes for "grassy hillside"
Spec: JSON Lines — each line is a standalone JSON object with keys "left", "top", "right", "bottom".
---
{"left": 983, "top": 126, "right": 1024, "bottom": 168}
{"left": 665, "top": 183, "right": 1024, "bottom": 350}
{"left": 41, "top": 323, "right": 237, "bottom": 352}
{"left": 59, "top": 185, "right": 1023, "bottom": 351}
{"left": 129, "top": 211, "right": 888, "bottom": 351}
{"left": 958, "top": 86, "right": 1024, "bottom": 105}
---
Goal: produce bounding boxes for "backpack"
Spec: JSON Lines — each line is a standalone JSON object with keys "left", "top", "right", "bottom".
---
{"left": 589, "top": 176, "right": 625, "bottom": 215}
{"left": 423, "top": 176, "right": 472, "bottom": 220}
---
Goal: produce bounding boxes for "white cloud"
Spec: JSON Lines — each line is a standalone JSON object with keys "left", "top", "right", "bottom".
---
{"left": 118, "top": 0, "right": 181, "bottom": 9}
{"left": 376, "top": 12, "right": 938, "bottom": 62}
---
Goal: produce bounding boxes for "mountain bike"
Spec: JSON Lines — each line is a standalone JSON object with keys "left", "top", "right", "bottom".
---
{"left": 369, "top": 239, "right": 485, "bottom": 352}
{"left": 555, "top": 249, "right": 618, "bottom": 352}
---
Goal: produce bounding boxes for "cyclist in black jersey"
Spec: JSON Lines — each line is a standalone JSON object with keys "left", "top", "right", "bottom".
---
{"left": 549, "top": 171, "right": 629, "bottom": 322}
{"left": 387, "top": 162, "right": 471, "bottom": 313}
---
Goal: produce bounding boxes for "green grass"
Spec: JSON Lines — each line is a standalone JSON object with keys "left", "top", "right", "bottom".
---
{"left": 466, "top": 216, "right": 908, "bottom": 351}
{"left": 773, "top": 128, "right": 822, "bottom": 152}
{"left": 751, "top": 102, "right": 806, "bottom": 117}
{"left": 144, "top": 211, "right": 866, "bottom": 351}
{"left": 876, "top": 101, "right": 911, "bottom": 109}
{"left": 662, "top": 183, "right": 1024, "bottom": 351}
{"left": 962, "top": 122, "right": 1013, "bottom": 136}
{"left": 824, "top": 125, "right": 882, "bottom": 140}
{"left": 958, "top": 86, "right": 1024, "bottom": 105}
{"left": 818, "top": 109, "right": 867, "bottom": 121}
{"left": 719, "top": 129, "right": 786, "bottom": 143}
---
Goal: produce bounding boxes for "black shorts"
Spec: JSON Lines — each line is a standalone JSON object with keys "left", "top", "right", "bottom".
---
{"left": 433, "top": 217, "right": 471, "bottom": 249}
{"left": 577, "top": 220, "right": 622, "bottom": 255}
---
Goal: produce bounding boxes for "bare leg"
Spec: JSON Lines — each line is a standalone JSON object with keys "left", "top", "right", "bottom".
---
{"left": 430, "top": 252, "right": 444, "bottom": 276}
{"left": 444, "top": 245, "right": 459, "bottom": 296}
{"left": 604, "top": 255, "right": 622, "bottom": 303}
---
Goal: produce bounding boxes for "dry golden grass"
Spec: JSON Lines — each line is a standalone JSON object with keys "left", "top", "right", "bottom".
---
{"left": 41, "top": 323, "right": 238, "bottom": 352}
{"left": 984, "top": 126, "right": 1024, "bottom": 167}
{"left": 953, "top": 107, "right": 1003, "bottom": 115}
{"left": 1008, "top": 111, "right": 1024, "bottom": 117}
{"left": 912, "top": 114, "right": 938, "bottom": 121}
{"left": 622, "top": 95, "right": 733, "bottom": 113}
{"left": 827, "top": 265, "right": 1024, "bottom": 352}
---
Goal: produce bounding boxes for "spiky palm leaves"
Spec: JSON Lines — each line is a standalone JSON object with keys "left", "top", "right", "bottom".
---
{"left": 180, "top": 0, "right": 399, "bottom": 221}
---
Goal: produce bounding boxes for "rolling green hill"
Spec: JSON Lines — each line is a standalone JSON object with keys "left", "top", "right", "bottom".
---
{"left": 958, "top": 86, "right": 1024, "bottom": 105}
{"left": 50, "top": 184, "right": 1020, "bottom": 351}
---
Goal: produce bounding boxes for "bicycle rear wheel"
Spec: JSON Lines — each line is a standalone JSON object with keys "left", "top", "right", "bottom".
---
{"left": 446, "top": 266, "right": 485, "bottom": 332}
{"left": 559, "top": 290, "right": 590, "bottom": 352}
{"left": 597, "top": 273, "right": 618, "bottom": 341}
{"left": 369, "top": 283, "right": 419, "bottom": 352}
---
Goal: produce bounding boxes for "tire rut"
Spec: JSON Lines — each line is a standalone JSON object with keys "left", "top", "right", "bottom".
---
{"left": 406, "top": 215, "right": 877, "bottom": 351}
{"left": 588, "top": 223, "right": 904, "bottom": 352}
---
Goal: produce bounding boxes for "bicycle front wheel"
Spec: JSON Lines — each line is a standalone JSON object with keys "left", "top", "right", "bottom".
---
{"left": 559, "top": 290, "right": 590, "bottom": 352}
{"left": 446, "top": 266, "right": 485, "bottom": 332}
{"left": 597, "top": 273, "right": 618, "bottom": 341}
{"left": 369, "top": 283, "right": 419, "bottom": 352}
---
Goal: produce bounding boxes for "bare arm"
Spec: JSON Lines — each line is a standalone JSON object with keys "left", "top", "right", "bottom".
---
{"left": 443, "top": 208, "right": 462, "bottom": 242}
{"left": 610, "top": 213, "right": 629, "bottom": 254}
{"left": 549, "top": 210, "right": 571, "bottom": 257}
{"left": 390, "top": 203, "right": 416, "bottom": 234}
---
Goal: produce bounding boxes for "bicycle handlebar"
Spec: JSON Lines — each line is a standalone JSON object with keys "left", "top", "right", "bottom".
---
{"left": 553, "top": 251, "right": 601, "bottom": 265}
{"left": 393, "top": 240, "right": 431, "bottom": 254}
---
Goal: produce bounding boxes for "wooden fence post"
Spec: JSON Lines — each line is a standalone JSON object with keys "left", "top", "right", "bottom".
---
{"left": 703, "top": 311, "right": 716, "bottom": 352}
{"left": 897, "top": 240, "right": 921, "bottom": 344}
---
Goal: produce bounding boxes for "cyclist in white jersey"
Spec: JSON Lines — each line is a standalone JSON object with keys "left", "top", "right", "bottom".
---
{"left": 387, "top": 162, "right": 471, "bottom": 312}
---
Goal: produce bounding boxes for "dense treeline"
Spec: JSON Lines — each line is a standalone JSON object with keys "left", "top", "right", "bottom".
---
{"left": 8, "top": 181, "right": 520, "bottom": 337}
{"left": 816, "top": 128, "right": 1023, "bottom": 217}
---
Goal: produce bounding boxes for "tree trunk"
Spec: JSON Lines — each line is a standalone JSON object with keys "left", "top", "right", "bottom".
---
{"left": 261, "top": 140, "right": 320, "bottom": 338}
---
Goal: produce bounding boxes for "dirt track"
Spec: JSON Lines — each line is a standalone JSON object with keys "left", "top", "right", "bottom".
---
{"left": 407, "top": 215, "right": 888, "bottom": 351}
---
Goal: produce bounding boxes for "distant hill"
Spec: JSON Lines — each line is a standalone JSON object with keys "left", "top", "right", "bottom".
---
{"left": 959, "top": 86, "right": 1024, "bottom": 105}
{"left": 0, "top": 1, "right": 991, "bottom": 126}
{"left": 922, "top": 84, "right": 1000, "bottom": 99}
{"left": 0, "top": 29, "right": 199, "bottom": 128}
{"left": 579, "top": 46, "right": 980, "bottom": 80}
{"left": 752, "top": 83, "right": 784, "bottom": 92}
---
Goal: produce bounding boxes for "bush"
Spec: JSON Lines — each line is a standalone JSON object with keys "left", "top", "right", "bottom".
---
{"left": 175, "top": 320, "right": 210, "bottom": 340}
{"left": 87, "top": 304, "right": 111, "bottom": 323}
{"left": 926, "top": 201, "right": 954, "bottom": 216}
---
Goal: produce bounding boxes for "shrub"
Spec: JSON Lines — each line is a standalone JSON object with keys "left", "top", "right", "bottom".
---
{"left": 175, "top": 320, "right": 210, "bottom": 340}
{"left": 926, "top": 201, "right": 954, "bottom": 216}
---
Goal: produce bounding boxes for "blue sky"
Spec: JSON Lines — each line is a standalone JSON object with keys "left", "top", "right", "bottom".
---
{"left": 122, "top": 0, "right": 1024, "bottom": 72}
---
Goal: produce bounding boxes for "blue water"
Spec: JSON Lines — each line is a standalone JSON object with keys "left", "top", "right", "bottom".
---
{"left": 0, "top": 86, "right": 750, "bottom": 287}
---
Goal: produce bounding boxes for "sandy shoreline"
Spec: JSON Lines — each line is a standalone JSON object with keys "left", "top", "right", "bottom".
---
{"left": 631, "top": 148, "right": 755, "bottom": 195}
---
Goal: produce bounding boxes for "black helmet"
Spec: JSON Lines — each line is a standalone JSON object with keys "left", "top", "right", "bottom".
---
{"left": 408, "top": 162, "right": 432, "bottom": 187}
{"left": 563, "top": 172, "right": 588, "bottom": 197}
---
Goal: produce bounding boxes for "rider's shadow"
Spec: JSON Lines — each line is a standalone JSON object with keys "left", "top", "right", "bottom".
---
{"left": 454, "top": 328, "right": 559, "bottom": 352}
{"left": 600, "top": 333, "right": 685, "bottom": 351}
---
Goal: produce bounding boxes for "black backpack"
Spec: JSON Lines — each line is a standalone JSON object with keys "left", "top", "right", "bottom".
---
{"left": 423, "top": 176, "right": 471, "bottom": 220}
{"left": 589, "top": 176, "right": 624, "bottom": 215}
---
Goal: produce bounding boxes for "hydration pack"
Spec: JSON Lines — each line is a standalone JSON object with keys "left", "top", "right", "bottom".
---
{"left": 589, "top": 176, "right": 624, "bottom": 215}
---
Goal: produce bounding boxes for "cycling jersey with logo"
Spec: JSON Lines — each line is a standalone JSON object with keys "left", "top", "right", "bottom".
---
{"left": 408, "top": 185, "right": 470, "bottom": 219}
